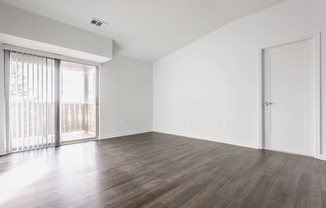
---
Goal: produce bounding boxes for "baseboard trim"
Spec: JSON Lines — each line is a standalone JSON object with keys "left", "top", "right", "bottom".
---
{"left": 153, "top": 130, "right": 259, "bottom": 149}
{"left": 317, "top": 154, "right": 326, "bottom": 161}
{"left": 0, "top": 151, "right": 7, "bottom": 156}
{"left": 99, "top": 129, "right": 152, "bottom": 140}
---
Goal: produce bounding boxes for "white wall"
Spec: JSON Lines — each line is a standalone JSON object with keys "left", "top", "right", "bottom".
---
{"left": 153, "top": 0, "right": 326, "bottom": 155}
{"left": 99, "top": 55, "right": 153, "bottom": 139}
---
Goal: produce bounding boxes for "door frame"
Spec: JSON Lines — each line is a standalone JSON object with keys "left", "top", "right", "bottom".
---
{"left": 60, "top": 64, "right": 100, "bottom": 145}
{"left": 258, "top": 32, "right": 322, "bottom": 159}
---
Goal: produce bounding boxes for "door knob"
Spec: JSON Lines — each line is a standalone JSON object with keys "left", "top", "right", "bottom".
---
{"left": 264, "top": 102, "right": 273, "bottom": 106}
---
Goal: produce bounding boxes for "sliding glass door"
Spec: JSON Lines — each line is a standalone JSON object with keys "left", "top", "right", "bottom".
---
{"left": 5, "top": 50, "right": 98, "bottom": 152}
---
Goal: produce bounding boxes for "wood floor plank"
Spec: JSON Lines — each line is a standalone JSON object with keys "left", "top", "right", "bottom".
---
{"left": 0, "top": 132, "right": 325, "bottom": 208}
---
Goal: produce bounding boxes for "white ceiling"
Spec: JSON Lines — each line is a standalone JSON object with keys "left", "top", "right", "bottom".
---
{"left": 0, "top": 0, "right": 287, "bottom": 62}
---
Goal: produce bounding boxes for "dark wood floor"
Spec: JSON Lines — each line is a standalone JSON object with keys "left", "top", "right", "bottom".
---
{"left": 0, "top": 132, "right": 325, "bottom": 208}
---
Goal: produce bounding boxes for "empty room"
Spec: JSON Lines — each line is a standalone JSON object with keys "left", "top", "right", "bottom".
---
{"left": 0, "top": 0, "right": 325, "bottom": 207}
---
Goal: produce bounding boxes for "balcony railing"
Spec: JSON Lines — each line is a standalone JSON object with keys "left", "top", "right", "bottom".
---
{"left": 9, "top": 101, "right": 96, "bottom": 150}
{"left": 61, "top": 103, "right": 96, "bottom": 135}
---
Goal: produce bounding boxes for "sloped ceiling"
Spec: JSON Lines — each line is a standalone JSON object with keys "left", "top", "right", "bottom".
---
{"left": 0, "top": 0, "right": 287, "bottom": 62}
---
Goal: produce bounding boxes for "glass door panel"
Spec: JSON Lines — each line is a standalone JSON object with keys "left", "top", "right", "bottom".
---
{"left": 61, "top": 61, "right": 97, "bottom": 142}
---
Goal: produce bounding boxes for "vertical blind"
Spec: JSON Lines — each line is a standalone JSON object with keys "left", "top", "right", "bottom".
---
{"left": 7, "top": 51, "right": 56, "bottom": 151}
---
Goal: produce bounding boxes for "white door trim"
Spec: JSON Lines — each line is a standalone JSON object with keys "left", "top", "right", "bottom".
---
{"left": 258, "top": 32, "right": 322, "bottom": 160}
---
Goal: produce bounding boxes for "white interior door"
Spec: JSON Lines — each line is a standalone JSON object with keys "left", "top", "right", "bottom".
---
{"left": 263, "top": 38, "right": 316, "bottom": 156}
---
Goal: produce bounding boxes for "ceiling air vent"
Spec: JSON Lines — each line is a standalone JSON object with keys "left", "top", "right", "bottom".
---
{"left": 90, "top": 18, "right": 109, "bottom": 27}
